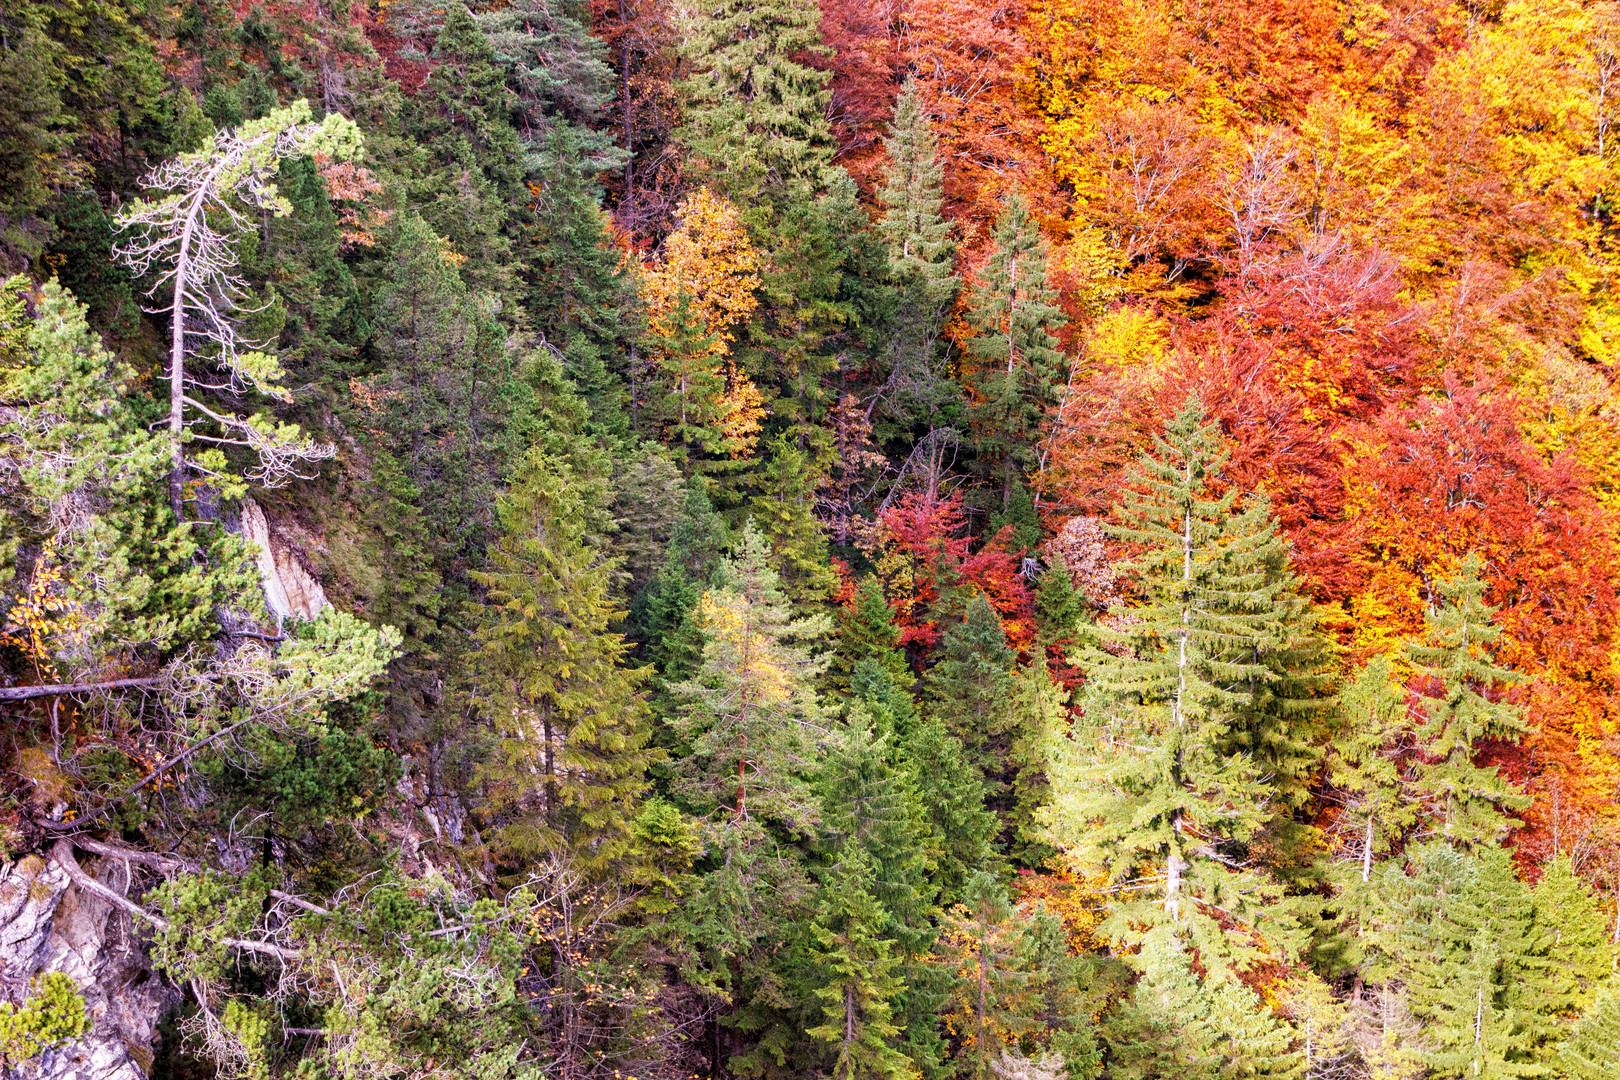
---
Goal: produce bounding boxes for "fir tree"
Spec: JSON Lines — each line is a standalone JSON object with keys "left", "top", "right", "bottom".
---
{"left": 471, "top": 447, "right": 656, "bottom": 871}
{"left": 751, "top": 431, "right": 838, "bottom": 605}
{"left": 1533, "top": 857, "right": 1617, "bottom": 1029}
{"left": 877, "top": 81, "right": 956, "bottom": 302}
{"left": 1043, "top": 397, "right": 1331, "bottom": 963}
{"left": 926, "top": 593, "right": 1016, "bottom": 784}
{"left": 1006, "top": 664, "right": 1067, "bottom": 868}
{"left": 805, "top": 848, "right": 915, "bottom": 1080}
{"left": 830, "top": 577, "right": 911, "bottom": 697}
{"left": 672, "top": 520, "right": 831, "bottom": 831}
{"left": 1327, "top": 655, "right": 1419, "bottom": 881}
{"left": 1406, "top": 553, "right": 1531, "bottom": 847}
{"left": 963, "top": 194, "right": 1065, "bottom": 515}
{"left": 639, "top": 474, "right": 729, "bottom": 682}
{"left": 1557, "top": 978, "right": 1620, "bottom": 1080}
{"left": 674, "top": 0, "right": 835, "bottom": 203}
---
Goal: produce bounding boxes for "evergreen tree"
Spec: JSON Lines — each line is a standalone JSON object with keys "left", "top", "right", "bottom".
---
{"left": 963, "top": 194, "right": 1065, "bottom": 515}
{"left": 941, "top": 873, "right": 1036, "bottom": 1080}
{"left": 752, "top": 431, "right": 838, "bottom": 605}
{"left": 1006, "top": 664, "right": 1066, "bottom": 867}
{"left": 1557, "top": 978, "right": 1620, "bottom": 1080}
{"left": 1533, "top": 857, "right": 1617, "bottom": 1028}
{"left": 830, "top": 577, "right": 911, "bottom": 697}
{"left": 674, "top": 0, "right": 835, "bottom": 203}
{"left": 1364, "top": 843, "right": 1550, "bottom": 1080}
{"left": 878, "top": 81, "right": 956, "bottom": 298}
{"left": 471, "top": 447, "right": 656, "bottom": 870}
{"left": 1043, "top": 397, "right": 1331, "bottom": 964}
{"left": 805, "top": 848, "right": 915, "bottom": 1080}
{"left": 1327, "top": 654, "right": 1419, "bottom": 881}
{"left": 1406, "top": 553, "right": 1531, "bottom": 847}
{"left": 672, "top": 520, "right": 831, "bottom": 830}
{"left": 926, "top": 593, "right": 1016, "bottom": 784}
{"left": 478, "top": 0, "right": 624, "bottom": 172}
{"left": 639, "top": 474, "right": 729, "bottom": 681}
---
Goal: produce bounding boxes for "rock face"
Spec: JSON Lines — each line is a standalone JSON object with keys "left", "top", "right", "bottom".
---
{"left": 241, "top": 496, "right": 328, "bottom": 622}
{"left": 0, "top": 854, "right": 172, "bottom": 1079}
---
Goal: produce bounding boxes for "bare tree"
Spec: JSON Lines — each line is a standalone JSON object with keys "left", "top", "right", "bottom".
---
{"left": 113, "top": 100, "right": 363, "bottom": 520}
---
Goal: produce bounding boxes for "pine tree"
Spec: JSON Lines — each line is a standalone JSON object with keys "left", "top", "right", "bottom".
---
{"left": 1327, "top": 655, "right": 1419, "bottom": 882}
{"left": 805, "top": 848, "right": 915, "bottom": 1080}
{"left": 1557, "top": 978, "right": 1620, "bottom": 1080}
{"left": 1042, "top": 396, "right": 1331, "bottom": 963}
{"left": 941, "top": 873, "right": 1036, "bottom": 1080}
{"left": 1006, "top": 664, "right": 1067, "bottom": 868}
{"left": 926, "top": 593, "right": 1016, "bottom": 784}
{"left": 672, "top": 521, "right": 831, "bottom": 831}
{"left": 830, "top": 577, "right": 910, "bottom": 697}
{"left": 877, "top": 81, "right": 956, "bottom": 302}
{"left": 963, "top": 194, "right": 1065, "bottom": 515}
{"left": 471, "top": 447, "right": 656, "bottom": 870}
{"left": 1406, "top": 553, "right": 1531, "bottom": 848}
{"left": 1533, "top": 857, "right": 1617, "bottom": 1031}
{"left": 674, "top": 0, "right": 835, "bottom": 203}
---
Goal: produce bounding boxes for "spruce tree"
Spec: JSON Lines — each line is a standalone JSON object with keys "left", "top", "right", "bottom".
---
{"left": 674, "top": 0, "right": 835, "bottom": 203}
{"left": 1006, "top": 663, "right": 1067, "bottom": 868}
{"left": 672, "top": 520, "right": 831, "bottom": 831}
{"left": 830, "top": 577, "right": 910, "bottom": 697}
{"left": 471, "top": 447, "right": 656, "bottom": 871}
{"left": 1327, "top": 654, "right": 1419, "bottom": 881}
{"left": 877, "top": 81, "right": 956, "bottom": 302}
{"left": 639, "top": 475, "right": 729, "bottom": 683}
{"left": 1406, "top": 553, "right": 1531, "bottom": 847}
{"left": 1557, "top": 978, "right": 1620, "bottom": 1080}
{"left": 1042, "top": 397, "right": 1331, "bottom": 963}
{"left": 963, "top": 194, "right": 1065, "bottom": 515}
{"left": 926, "top": 593, "right": 1016, "bottom": 784}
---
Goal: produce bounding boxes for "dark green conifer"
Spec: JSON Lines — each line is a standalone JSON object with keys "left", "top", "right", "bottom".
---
{"left": 1406, "top": 553, "right": 1531, "bottom": 847}
{"left": 926, "top": 594, "right": 1016, "bottom": 784}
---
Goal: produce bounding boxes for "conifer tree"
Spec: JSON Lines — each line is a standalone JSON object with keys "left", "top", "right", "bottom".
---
{"left": 941, "top": 873, "right": 1036, "bottom": 1080}
{"left": 805, "top": 848, "right": 915, "bottom": 1080}
{"left": 1406, "top": 554, "right": 1531, "bottom": 847}
{"left": 478, "top": 0, "right": 623, "bottom": 172}
{"left": 1327, "top": 655, "right": 1419, "bottom": 881}
{"left": 405, "top": 5, "right": 525, "bottom": 286}
{"left": 963, "top": 194, "right": 1065, "bottom": 515}
{"left": 1043, "top": 397, "right": 1331, "bottom": 963}
{"left": 878, "top": 81, "right": 956, "bottom": 301}
{"left": 1364, "top": 843, "right": 1550, "bottom": 1080}
{"left": 640, "top": 475, "right": 728, "bottom": 682}
{"left": 752, "top": 432, "right": 838, "bottom": 605}
{"left": 1557, "top": 978, "right": 1620, "bottom": 1080}
{"left": 672, "top": 520, "right": 831, "bottom": 831}
{"left": 471, "top": 447, "right": 656, "bottom": 869}
{"left": 1533, "top": 857, "right": 1617, "bottom": 1030}
{"left": 1006, "top": 664, "right": 1067, "bottom": 867}
{"left": 674, "top": 0, "right": 835, "bottom": 203}
{"left": 926, "top": 593, "right": 1016, "bottom": 783}
{"left": 830, "top": 577, "right": 910, "bottom": 696}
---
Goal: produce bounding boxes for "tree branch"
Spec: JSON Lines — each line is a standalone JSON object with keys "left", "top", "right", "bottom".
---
{"left": 0, "top": 677, "right": 162, "bottom": 701}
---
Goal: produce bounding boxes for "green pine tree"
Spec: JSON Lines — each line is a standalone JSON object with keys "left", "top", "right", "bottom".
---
{"left": 674, "top": 0, "right": 835, "bottom": 203}
{"left": 1042, "top": 396, "right": 1331, "bottom": 966}
{"left": 1533, "top": 856, "right": 1617, "bottom": 1033}
{"left": 1557, "top": 977, "right": 1620, "bottom": 1080}
{"left": 926, "top": 594, "right": 1016, "bottom": 785}
{"left": 963, "top": 194, "right": 1065, "bottom": 515}
{"left": 471, "top": 447, "right": 657, "bottom": 872}
{"left": 1406, "top": 553, "right": 1531, "bottom": 848}
{"left": 877, "top": 81, "right": 956, "bottom": 300}
{"left": 830, "top": 577, "right": 911, "bottom": 697}
{"left": 1327, "top": 654, "right": 1419, "bottom": 882}
{"left": 751, "top": 431, "right": 838, "bottom": 605}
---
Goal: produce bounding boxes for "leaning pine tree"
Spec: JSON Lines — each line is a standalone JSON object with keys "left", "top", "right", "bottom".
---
{"left": 1042, "top": 395, "right": 1331, "bottom": 971}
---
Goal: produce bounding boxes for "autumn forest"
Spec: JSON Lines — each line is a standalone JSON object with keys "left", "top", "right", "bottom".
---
{"left": 2, "top": 0, "right": 1619, "bottom": 1076}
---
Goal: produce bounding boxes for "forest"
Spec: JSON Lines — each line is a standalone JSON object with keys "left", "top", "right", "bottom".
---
{"left": 2, "top": 0, "right": 1620, "bottom": 1076}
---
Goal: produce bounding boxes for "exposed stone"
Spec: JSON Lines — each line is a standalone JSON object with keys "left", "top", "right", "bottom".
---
{"left": 0, "top": 853, "right": 173, "bottom": 1079}
{"left": 240, "top": 497, "right": 328, "bottom": 622}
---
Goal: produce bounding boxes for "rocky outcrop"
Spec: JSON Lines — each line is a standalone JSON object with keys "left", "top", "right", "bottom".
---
{"left": 0, "top": 854, "right": 173, "bottom": 1079}
{"left": 240, "top": 497, "right": 328, "bottom": 623}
